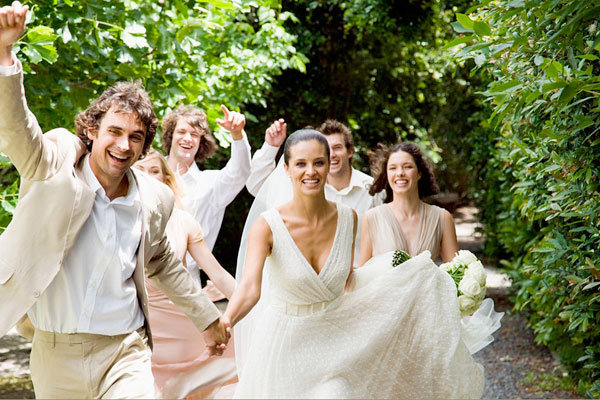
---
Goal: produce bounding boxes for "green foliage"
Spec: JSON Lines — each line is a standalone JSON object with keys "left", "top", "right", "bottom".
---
{"left": 9, "top": 0, "right": 302, "bottom": 138}
{"left": 0, "top": 0, "right": 303, "bottom": 232}
{"left": 451, "top": 1, "right": 600, "bottom": 396}
{"left": 245, "top": 0, "right": 484, "bottom": 194}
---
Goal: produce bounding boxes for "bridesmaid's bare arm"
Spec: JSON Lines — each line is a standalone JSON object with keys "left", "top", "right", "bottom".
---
{"left": 439, "top": 210, "right": 459, "bottom": 263}
{"left": 358, "top": 213, "right": 373, "bottom": 267}
{"left": 221, "top": 216, "right": 272, "bottom": 328}
{"left": 345, "top": 210, "right": 359, "bottom": 289}
{"left": 188, "top": 240, "right": 236, "bottom": 299}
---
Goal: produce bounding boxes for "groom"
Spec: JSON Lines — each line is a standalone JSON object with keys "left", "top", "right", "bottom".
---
{"left": 0, "top": 3, "right": 228, "bottom": 398}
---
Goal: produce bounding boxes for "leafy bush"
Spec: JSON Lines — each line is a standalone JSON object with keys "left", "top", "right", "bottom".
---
{"left": 450, "top": 0, "right": 600, "bottom": 396}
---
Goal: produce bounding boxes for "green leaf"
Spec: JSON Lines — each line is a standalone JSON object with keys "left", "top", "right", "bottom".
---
{"left": 456, "top": 13, "right": 474, "bottom": 30}
{"left": 121, "top": 23, "right": 149, "bottom": 49}
{"left": 20, "top": 45, "right": 42, "bottom": 64}
{"left": 30, "top": 43, "right": 58, "bottom": 63}
{"left": 25, "top": 25, "right": 57, "bottom": 44}
{"left": 525, "top": 91, "right": 542, "bottom": 103}
{"left": 206, "top": 0, "right": 238, "bottom": 10}
{"left": 542, "top": 81, "right": 567, "bottom": 93}
{"left": 489, "top": 80, "right": 521, "bottom": 93}
{"left": 442, "top": 35, "right": 476, "bottom": 49}
{"left": 558, "top": 83, "right": 578, "bottom": 104}
{"left": 534, "top": 55, "right": 544, "bottom": 66}
{"left": 473, "top": 21, "right": 492, "bottom": 36}
{"left": 474, "top": 53, "right": 486, "bottom": 66}
{"left": 451, "top": 21, "right": 473, "bottom": 33}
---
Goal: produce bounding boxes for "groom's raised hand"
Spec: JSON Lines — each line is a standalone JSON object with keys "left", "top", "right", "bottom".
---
{"left": 0, "top": 1, "right": 29, "bottom": 66}
{"left": 202, "top": 317, "right": 231, "bottom": 356}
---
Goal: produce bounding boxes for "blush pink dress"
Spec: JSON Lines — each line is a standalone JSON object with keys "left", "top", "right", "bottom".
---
{"left": 146, "top": 208, "right": 237, "bottom": 399}
{"left": 364, "top": 202, "right": 445, "bottom": 259}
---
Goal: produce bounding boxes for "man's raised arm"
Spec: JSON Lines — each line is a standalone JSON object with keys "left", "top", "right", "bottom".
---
{"left": 0, "top": 1, "right": 28, "bottom": 67}
{"left": 0, "top": 2, "right": 65, "bottom": 181}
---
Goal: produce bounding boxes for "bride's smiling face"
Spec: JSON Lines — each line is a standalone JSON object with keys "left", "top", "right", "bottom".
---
{"left": 387, "top": 150, "right": 421, "bottom": 196}
{"left": 284, "top": 139, "right": 330, "bottom": 195}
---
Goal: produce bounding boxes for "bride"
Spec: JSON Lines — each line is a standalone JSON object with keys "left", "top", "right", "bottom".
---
{"left": 221, "top": 129, "right": 485, "bottom": 399}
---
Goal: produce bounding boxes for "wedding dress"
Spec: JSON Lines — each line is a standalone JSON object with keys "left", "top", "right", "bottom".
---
{"left": 364, "top": 203, "right": 504, "bottom": 354}
{"left": 234, "top": 203, "right": 484, "bottom": 399}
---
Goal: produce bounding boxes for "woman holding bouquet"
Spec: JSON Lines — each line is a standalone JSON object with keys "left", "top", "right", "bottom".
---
{"left": 224, "top": 129, "right": 484, "bottom": 399}
{"left": 358, "top": 142, "right": 458, "bottom": 265}
{"left": 357, "top": 141, "right": 503, "bottom": 354}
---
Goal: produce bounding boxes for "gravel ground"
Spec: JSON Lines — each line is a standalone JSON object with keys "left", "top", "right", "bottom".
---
{"left": 0, "top": 205, "right": 585, "bottom": 399}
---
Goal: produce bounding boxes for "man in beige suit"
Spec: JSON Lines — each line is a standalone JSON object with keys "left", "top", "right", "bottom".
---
{"left": 0, "top": 2, "right": 229, "bottom": 398}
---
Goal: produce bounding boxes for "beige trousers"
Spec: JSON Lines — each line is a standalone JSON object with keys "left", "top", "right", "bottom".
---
{"left": 30, "top": 328, "right": 155, "bottom": 399}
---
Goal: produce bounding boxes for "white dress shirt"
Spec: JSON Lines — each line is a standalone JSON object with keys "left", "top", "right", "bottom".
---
{"left": 28, "top": 155, "right": 145, "bottom": 334}
{"left": 247, "top": 142, "right": 384, "bottom": 265}
{"left": 178, "top": 135, "right": 251, "bottom": 251}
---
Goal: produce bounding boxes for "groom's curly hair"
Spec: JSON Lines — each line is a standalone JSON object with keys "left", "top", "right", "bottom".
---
{"left": 369, "top": 142, "right": 439, "bottom": 202}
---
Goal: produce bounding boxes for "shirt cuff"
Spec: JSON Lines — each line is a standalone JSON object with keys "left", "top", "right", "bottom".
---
{"left": 260, "top": 142, "right": 280, "bottom": 158}
{"left": 0, "top": 53, "right": 21, "bottom": 76}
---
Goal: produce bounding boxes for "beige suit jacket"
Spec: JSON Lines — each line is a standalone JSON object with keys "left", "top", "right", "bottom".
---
{"left": 0, "top": 68, "right": 221, "bottom": 346}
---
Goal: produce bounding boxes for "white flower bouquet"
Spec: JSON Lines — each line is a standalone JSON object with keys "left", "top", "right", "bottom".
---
{"left": 439, "top": 250, "right": 487, "bottom": 317}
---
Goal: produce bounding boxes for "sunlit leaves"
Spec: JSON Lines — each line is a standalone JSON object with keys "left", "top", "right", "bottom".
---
{"left": 449, "top": 1, "right": 600, "bottom": 395}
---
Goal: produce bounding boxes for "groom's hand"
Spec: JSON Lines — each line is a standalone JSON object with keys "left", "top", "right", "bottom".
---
{"left": 0, "top": 1, "right": 29, "bottom": 66}
{"left": 203, "top": 318, "right": 230, "bottom": 356}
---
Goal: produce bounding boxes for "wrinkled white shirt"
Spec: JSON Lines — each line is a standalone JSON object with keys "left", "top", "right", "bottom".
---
{"left": 177, "top": 135, "right": 251, "bottom": 251}
{"left": 29, "top": 155, "right": 144, "bottom": 334}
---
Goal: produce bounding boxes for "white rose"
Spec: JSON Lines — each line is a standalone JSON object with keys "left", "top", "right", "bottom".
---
{"left": 458, "top": 276, "right": 483, "bottom": 298}
{"left": 454, "top": 250, "right": 478, "bottom": 266}
{"left": 458, "top": 295, "right": 479, "bottom": 316}
{"left": 439, "top": 261, "right": 458, "bottom": 273}
{"left": 464, "top": 260, "right": 487, "bottom": 286}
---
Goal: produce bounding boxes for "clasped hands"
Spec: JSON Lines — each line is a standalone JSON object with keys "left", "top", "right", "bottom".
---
{"left": 202, "top": 317, "right": 232, "bottom": 356}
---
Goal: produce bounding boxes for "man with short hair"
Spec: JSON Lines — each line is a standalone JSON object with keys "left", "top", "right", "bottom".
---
{"left": 246, "top": 118, "right": 383, "bottom": 265}
{"left": 0, "top": 3, "right": 228, "bottom": 397}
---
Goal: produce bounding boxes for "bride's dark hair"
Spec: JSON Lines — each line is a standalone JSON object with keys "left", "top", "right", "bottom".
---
{"left": 283, "top": 129, "right": 331, "bottom": 164}
{"left": 369, "top": 142, "right": 439, "bottom": 203}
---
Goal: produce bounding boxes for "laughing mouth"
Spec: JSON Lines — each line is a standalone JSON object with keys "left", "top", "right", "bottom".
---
{"left": 108, "top": 151, "right": 129, "bottom": 162}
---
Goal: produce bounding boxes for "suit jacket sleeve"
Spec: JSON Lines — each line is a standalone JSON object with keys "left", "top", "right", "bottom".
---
{"left": 144, "top": 185, "right": 221, "bottom": 332}
{"left": 0, "top": 57, "right": 64, "bottom": 181}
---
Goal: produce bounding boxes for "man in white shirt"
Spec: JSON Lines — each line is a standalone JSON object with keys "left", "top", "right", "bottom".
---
{"left": 162, "top": 104, "right": 251, "bottom": 300}
{"left": 0, "top": 3, "right": 228, "bottom": 398}
{"left": 163, "top": 104, "right": 251, "bottom": 251}
{"left": 247, "top": 118, "right": 384, "bottom": 265}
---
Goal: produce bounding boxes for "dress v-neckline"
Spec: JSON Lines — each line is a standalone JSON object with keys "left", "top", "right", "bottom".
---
{"left": 385, "top": 202, "right": 424, "bottom": 256}
{"left": 274, "top": 204, "right": 341, "bottom": 277}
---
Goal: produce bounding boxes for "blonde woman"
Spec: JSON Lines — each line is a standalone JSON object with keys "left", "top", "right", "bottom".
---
{"left": 134, "top": 149, "right": 237, "bottom": 399}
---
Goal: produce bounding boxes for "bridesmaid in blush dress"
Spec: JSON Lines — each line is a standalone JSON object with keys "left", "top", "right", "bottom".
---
{"left": 359, "top": 142, "right": 459, "bottom": 264}
{"left": 134, "top": 150, "right": 237, "bottom": 399}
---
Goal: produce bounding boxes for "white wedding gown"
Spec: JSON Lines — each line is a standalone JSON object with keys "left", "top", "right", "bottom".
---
{"left": 234, "top": 203, "right": 484, "bottom": 399}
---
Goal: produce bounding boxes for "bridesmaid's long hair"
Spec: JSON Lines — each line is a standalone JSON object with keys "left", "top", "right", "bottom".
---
{"left": 369, "top": 142, "right": 439, "bottom": 203}
{"left": 137, "top": 149, "right": 185, "bottom": 209}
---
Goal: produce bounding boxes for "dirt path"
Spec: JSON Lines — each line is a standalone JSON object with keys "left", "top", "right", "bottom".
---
{"left": 0, "top": 205, "right": 583, "bottom": 399}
